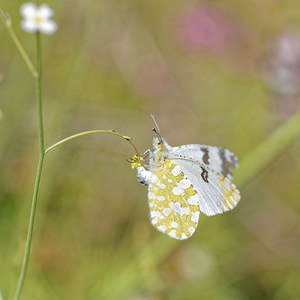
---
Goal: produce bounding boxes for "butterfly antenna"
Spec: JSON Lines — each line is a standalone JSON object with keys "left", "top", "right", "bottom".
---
{"left": 150, "top": 114, "right": 161, "bottom": 135}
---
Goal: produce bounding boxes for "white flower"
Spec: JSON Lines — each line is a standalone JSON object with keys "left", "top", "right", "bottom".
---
{"left": 20, "top": 2, "right": 57, "bottom": 35}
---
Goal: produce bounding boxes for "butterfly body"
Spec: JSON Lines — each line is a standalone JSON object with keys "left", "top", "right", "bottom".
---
{"left": 136, "top": 137, "right": 240, "bottom": 240}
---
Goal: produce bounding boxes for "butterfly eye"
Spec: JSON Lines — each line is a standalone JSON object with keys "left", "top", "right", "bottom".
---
{"left": 157, "top": 140, "right": 164, "bottom": 149}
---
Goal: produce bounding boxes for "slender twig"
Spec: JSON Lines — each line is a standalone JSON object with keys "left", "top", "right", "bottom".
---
{"left": 45, "top": 130, "right": 140, "bottom": 156}
{"left": 0, "top": 7, "right": 37, "bottom": 77}
{"left": 14, "top": 32, "right": 44, "bottom": 300}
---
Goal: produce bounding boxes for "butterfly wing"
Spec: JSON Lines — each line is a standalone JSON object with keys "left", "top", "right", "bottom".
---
{"left": 147, "top": 159, "right": 201, "bottom": 240}
{"left": 169, "top": 157, "right": 241, "bottom": 216}
{"left": 172, "top": 144, "right": 238, "bottom": 180}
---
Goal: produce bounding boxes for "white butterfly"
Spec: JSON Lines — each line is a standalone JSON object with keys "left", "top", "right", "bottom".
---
{"left": 134, "top": 131, "right": 241, "bottom": 240}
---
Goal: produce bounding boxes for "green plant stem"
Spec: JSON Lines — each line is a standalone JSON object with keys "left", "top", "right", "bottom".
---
{"left": 36, "top": 33, "right": 44, "bottom": 152}
{"left": 0, "top": 7, "right": 37, "bottom": 78}
{"left": 45, "top": 130, "right": 140, "bottom": 156}
{"left": 14, "top": 32, "right": 44, "bottom": 300}
{"left": 234, "top": 109, "right": 300, "bottom": 188}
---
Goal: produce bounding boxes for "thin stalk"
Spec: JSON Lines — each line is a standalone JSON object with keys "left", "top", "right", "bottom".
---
{"left": 234, "top": 109, "right": 300, "bottom": 188}
{"left": 14, "top": 32, "right": 44, "bottom": 300}
{"left": 36, "top": 32, "right": 44, "bottom": 152}
{"left": 0, "top": 7, "right": 37, "bottom": 78}
{"left": 45, "top": 130, "right": 140, "bottom": 156}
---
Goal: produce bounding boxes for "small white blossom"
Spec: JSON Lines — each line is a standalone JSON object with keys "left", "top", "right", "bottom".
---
{"left": 20, "top": 2, "right": 57, "bottom": 35}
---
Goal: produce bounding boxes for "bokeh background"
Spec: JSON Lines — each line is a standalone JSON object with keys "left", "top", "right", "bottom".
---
{"left": 1, "top": 1, "right": 300, "bottom": 299}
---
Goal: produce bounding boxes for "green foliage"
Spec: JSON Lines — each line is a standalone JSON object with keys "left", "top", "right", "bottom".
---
{"left": 1, "top": 1, "right": 300, "bottom": 299}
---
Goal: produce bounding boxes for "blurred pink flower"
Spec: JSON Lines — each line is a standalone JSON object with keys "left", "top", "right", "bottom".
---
{"left": 264, "top": 29, "right": 300, "bottom": 116}
{"left": 176, "top": 4, "right": 238, "bottom": 54}
{"left": 265, "top": 29, "right": 300, "bottom": 96}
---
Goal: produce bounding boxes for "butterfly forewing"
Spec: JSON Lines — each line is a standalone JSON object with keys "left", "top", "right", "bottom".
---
{"left": 148, "top": 159, "right": 200, "bottom": 240}
{"left": 172, "top": 144, "right": 238, "bottom": 179}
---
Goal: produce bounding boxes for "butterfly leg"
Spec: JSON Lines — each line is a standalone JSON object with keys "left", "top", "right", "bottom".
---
{"left": 142, "top": 149, "right": 152, "bottom": 160}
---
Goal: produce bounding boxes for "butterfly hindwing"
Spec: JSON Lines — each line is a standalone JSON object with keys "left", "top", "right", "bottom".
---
{"left": 148, "top": 159, "right": 200, "bottom": 240}
{"left": 170, "top": 158, "right": 241, "bottom": 216}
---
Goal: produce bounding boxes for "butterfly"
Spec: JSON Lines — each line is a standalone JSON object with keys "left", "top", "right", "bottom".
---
{"left": 131, "top": 120, "right": 241, "bottom": 240}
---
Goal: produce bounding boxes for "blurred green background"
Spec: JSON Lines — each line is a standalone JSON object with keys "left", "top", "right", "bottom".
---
{"left": 1, "top": 0, "right": 300, "bottom": 299}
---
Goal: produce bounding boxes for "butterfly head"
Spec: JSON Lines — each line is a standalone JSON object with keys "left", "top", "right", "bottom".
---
{"left": 152, "top": 136, "right": 171, "bottom": 152}
{"left": 153, "top": 136, "right": 163, "bottom": 150}
{"left": 152, "top": 120, "right": 172, "bottom": 153}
